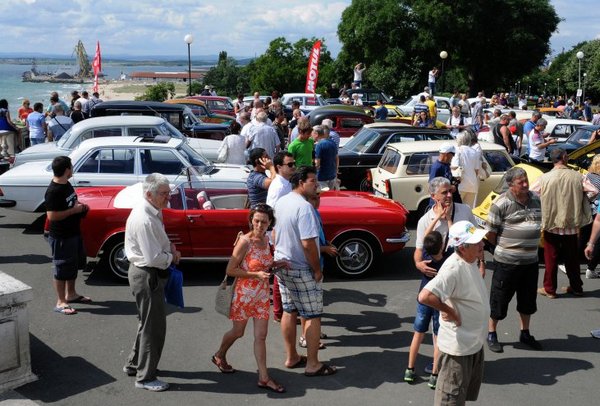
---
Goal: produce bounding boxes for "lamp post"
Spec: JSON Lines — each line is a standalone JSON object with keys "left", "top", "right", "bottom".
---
{"left": 583, "top": 72, "right": 587, "bottom": 102}
{"left": 557, "top": 78, "right": 560, "bottom": 98}
{"left": 517, "top": 80, "right": 521, "bottom": 94}
{"left": 439, "top": 51, "right": 448, "bottom": 93}
{"left": 577, "top": 51, "right": 584, "bottom": 106}
{"left": 184, "top": 34, "right": 194, "bottom": 96}
{"left": 544, "top": 82, "right": 547, "bottom": 97}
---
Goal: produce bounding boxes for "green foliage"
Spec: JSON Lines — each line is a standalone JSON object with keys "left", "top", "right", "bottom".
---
{"left": 202, "top": 51, "right": 250, "bottom": 97}
{"left": 135, "top": 82, "right": 175, "bottom": 101}
{"left": 190, "top": 81, "right": 204, "bottom": 95}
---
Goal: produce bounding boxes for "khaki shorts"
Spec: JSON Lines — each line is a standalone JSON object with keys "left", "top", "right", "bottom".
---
{"left": 434, "top": 347, "right": 484, "bottom": 406}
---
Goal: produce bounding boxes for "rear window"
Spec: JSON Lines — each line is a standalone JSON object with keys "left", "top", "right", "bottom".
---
{"left": 405, "top": 152, "right": 438, "bottom": 175}
{"left": 340, "top": 118, "right": 365, "bottom": 129}
{"left": 345, "top": 128, "right": 380, "bottom": 153}
{"left": 378, "top": 148, "right": 402, "bottom": 174}
{"left": 483, "top": 151, "right": 512, "bottom": 172}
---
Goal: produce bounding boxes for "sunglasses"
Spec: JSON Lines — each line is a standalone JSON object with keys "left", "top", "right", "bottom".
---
{"left": 283, "top": 162, "right": 296, "bottom": 168}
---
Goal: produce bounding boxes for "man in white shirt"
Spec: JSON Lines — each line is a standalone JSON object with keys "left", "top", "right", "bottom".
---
{"left": 76, "top": 91, "right": 91, "bottom": 117}
{"left": 428, "top": 67, "right": 439, "bottom": 95}
{"left": 47, "top": 104, "right": 74, "bottom": 142}
{"left": 123, "top": 173, "right": 181, "bottom": 392}
{"left": 247, "top": 111, "right": 280, "bottom": 159}
{"left": 419, "top": 221, "right": 489, "bottom": 405}
{"left": 266, "top": 151, "right": 295, "bottom": 208}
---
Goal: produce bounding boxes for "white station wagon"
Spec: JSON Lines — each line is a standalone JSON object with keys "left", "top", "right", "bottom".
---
{"left": 0, "top": 136, "right": 249, "bottom": 212}
{"left": 370, "top": 140, "right": 514, "bottom": 218}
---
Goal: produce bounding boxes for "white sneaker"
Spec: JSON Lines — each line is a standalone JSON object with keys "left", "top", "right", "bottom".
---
{"left": 558, "top": 264, "right": 567, "bottom": 275}
{"left": 586, "top": 269, "right": 600, "bottom": 279}
{"left": 135, "top": 379, "right": 169, "bottom": 392}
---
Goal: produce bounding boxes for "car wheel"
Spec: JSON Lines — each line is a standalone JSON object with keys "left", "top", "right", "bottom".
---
{"left": 359, "top": 177, "right": 372, "bottom": 192}
{"left": 101, "top": 236, "right": 130, "bottom": 281}
{"left": 332, "top": 233, "right": 380, "bottom": 278}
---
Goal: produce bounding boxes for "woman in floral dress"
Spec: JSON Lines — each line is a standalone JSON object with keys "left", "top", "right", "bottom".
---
{"left": 212, "top": 204, "right": 288, "bottom": 393}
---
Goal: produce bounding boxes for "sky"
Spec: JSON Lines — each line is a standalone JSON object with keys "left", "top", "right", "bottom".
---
{"left": 0, "top": 0, "right": 597, "bottom": 59}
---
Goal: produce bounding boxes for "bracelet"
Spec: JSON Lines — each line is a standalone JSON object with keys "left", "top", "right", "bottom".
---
{"left": 587, "top": 242, "right": 595, "bottom": 247}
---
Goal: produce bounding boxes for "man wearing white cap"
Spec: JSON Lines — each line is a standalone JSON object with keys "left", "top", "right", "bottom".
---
{"left": 419, "top": 221, "right": 489, "bottom": 405}
{"left": 430, "top": 142, "right": 462, "bottom": 204}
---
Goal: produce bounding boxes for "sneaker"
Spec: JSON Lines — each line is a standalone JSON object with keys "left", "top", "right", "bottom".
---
{"left": 591, "top": 329, "right": 600, "bottom": 339}
{"left": 487, "top": 336, "right": 503, "bottom": 353}
{"left": 520, "top": 333, "right": 543, "bottom": 350}
{"left": 404, "top": 368, "right": 416, "bottom": 383}
{"left": 428, "top": 374, "right": 437, "bottom": 389}
{"left": 135, "top": 379, "right": 169, "bottom": 392}
{"left": 561, "top": 286, "right": 584, "bottom": 296}
{"left": 123, "top": 365, "right": 136, "bottom": 376}
{"left": 424, "top": 362, "right": 433, "bottom": 374}
{"left": 537, "top": 287, "right": 557, "bottom": 299}
{"left": 558, "top": 264, "right": 567, "bottom": 275}
{"left": 586, "top": 269, "right": 600, "bottom": 279}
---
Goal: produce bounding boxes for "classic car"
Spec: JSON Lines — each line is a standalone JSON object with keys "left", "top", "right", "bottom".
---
{"left": 307, "top": 105, "right": 375, "bottom": 138}
{"left": 478, "top": 118, "right": 593, "bottom": 146}
{"left": 13, "top": 116, "right": 187, "bottom": 167}
{"left": 189, "top": 96, "right": 236, "bottom": 117}
{"left": 365, "top": 104, "right": 447, "bottom": 129}
{"left": 370, "top": 140, "right": 514, "bottom": 219}
{"left": 280, "top": 93, "right": 328, "bottom": 111}
{"left": 167, "top": 98, "right": 234, "bottom": 123}
{"left": 338, "top": 123, "right": 452, "bottom": 191}
{"left": 0, "top": 136, "right": 249, "bottom": 212}
{"left": 546, "top": 125, "right": 600, "bottom": 156}
{"left": 345, "top": 88, "right": 395, "bottom": 107}
{"left": 75, "top": 182, "right": 411, "bottom": 280}
{"left": 397, "top": 96, "right": 452, "bottom": 123}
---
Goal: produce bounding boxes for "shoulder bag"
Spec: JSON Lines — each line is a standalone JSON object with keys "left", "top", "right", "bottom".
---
{"left": 215, "top": 273, "right": 236, "bottom": 317}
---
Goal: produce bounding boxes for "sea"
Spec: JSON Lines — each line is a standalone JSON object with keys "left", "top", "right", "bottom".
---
{"left": 0, "top": 62, "right": 190, "bottom": 117}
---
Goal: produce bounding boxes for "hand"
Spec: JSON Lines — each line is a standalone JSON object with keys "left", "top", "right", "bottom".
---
{"left": 585, "top": 245, "right": 594, "bottom": 260}
{"left": 322, "top": 245, "right": 338, "bottom": 257}
{"left": 259, "top": 157, "right": 273, "bottom": 168}
{"left": 416, "top": 259, "right": 437, "bottom": 278}
{"left": 172, "top": 250, "right": 181, "bottom": 265}
{"left": 441, "top": 307, "right": 461, "bottom": 326}
{"left": 314, "top": 269, "right": 323, "bottom": 283}
{"left": 255, "top": 271, "right": 271, "bottom": 280}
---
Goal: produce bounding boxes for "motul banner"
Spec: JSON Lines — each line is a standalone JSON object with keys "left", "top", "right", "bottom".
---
{"left": 304, "top": 40, "right": 321, "bottom": 94}
{"left": 92, "top": 41, "right": 102, "bottom": 93}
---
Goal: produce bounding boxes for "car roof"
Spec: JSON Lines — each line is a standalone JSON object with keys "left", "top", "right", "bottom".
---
{"left": 193, "top": 96, "right": 229, "bottom": 101}
{"left": 364, "top": 122, "right": 412, "bottom": 129}
{"left": 69, "top": 115, "right": 166, "bottom": 130}
{"left": 281, "top": 93, "right": 322, "bottom": 98}
{"left": 167, "top": 98, "right": 206, "bottom": 107}
{"left": 92, "top": 100, "right": 186, "bottom": 111}
{"left": 75, "top": 135, "right": 182, "bottom": 149}
{"left": 385, "top": 140, "right": 506, "bottom": 153}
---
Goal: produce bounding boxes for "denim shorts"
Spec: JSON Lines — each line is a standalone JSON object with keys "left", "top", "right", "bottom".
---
{"left": 48, "top": 235, "right": 86, "bottom": 281}
{"left": 414, "top": 300, "right": 440, "bottom": 334}
{"left": 277, "top": 268, "right": 323, "bottom": 319}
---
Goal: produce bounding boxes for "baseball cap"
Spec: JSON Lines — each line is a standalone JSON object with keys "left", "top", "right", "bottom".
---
{"left": 448, "top": 221, "right": 487, "bottom": 247}
{"left": 439, "top": 143, "right": 455, "bottom": 154}
{"left": 204, "top": 85, "right": 210, "bottom": 90}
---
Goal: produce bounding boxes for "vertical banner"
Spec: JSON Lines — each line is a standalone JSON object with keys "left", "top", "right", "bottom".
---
{"left": 304, "top": 40, "right": 321, "bottom": 95}
{"left": 92, "top": 41, "right": 102, "bottom": 93}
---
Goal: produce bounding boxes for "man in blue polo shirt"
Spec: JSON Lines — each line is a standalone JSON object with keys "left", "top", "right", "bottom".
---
{"left": 313, "top": 125, "right": 338, "bottom": 190}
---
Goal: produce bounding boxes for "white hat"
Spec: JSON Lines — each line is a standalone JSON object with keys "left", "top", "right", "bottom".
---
{"left": 439, "top": 143, "right": 455, "bottom": 154}
{"left": 448, "top": 221, "right": 487, "bottom": 248}
{"left": 204, "top": 85, "right": 210, "bottom": 90}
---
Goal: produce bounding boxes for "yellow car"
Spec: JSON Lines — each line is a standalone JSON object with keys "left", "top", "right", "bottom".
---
{"left": 366, "top": 104, "right": 447, "bottom": 129}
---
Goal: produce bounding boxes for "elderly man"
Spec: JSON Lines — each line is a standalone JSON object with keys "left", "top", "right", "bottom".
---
{"left": 527, "top": 118, "right": 556, "bottom": 162}
{"left": 414, "top": 177, "right": 480, "bottom": 278}
{"left": 123, "top": 173, "right": 181, "bottom": 392}
{"left": 486, "top": 167, "right": 543, "bottom": 353}
{"left": 313, "top": 125, "right": 339, "bottom": 191}
{"left": 247, "top": 111, "right": 280, "bottom": 159}
{"left": 47, "top": 104, "right": 74, "bottom": 142}
{"left": 321, "top": 118, "right": 340, "bottom": 150}
{"left": 534, "top": 148, "right": 591, "bottom": 298}
{"left": 419, "top": 221, "right": 489, "bottom": 405}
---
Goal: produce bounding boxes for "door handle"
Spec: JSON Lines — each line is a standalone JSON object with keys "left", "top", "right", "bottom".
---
{"left": 75, "top": 181, "right": 90, "bottom": 185}
{"left": 186, "top": 214, "right": 202, "bottom": 223}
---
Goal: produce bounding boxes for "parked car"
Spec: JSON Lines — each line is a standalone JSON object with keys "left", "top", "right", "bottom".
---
{"left": 189, "top": 96, "right": 236, "bottom": 117}
{"left": 307, "top": 105, "right": 374, "bottom": 138}
{"left": 75, "top": 182, "right": 410, "bottom": 279}
{"left": 398, "top": 96, "right": 452, "bottom": 123}
{"left": 364, "top": 104, "right": 447, "bottom": 129}
{"left": 478, "top": 118, "right": 593, "bottom": 145}
{"left": 166, "top": 98, "right": 234, "bottom": 123}
{"left": 280, "top": 93, "right": 327, "bottom": 111}
{"left": 0, "top": 136, "right": 249, "bottom": 212}
{"left": 370, "top": 140, "right": 514, "bottom": 219}
{"left": 338, "top": 123, "right": 452, "bottom": 191}
{"left": 546, "top": 125, "right": 600, "bottom": 156}
{"left": 345, "top": 88, "right": 395, "bottom": 107}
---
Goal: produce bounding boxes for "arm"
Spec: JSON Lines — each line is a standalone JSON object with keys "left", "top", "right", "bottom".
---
{"left": 46, "top": 202, "right": 88, "bottom": 222}
{"left": 585, "top": 214, "right": 600, "bottom": 259}
{"left": 260, "top": 158, "right": 276, "bottom": 189}
{"left": 501, "top": 127, "right": 513, "bottom": 154}
{"left": 301, "top": 238, "right": 322, "bottom": 282}
{"left": 418, "top": 288, "right": 461, "bottom": 326}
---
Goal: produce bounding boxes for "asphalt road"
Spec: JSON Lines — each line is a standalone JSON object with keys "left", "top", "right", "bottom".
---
{"left": 0, "top": 207, "right": 599, "bottom": 406}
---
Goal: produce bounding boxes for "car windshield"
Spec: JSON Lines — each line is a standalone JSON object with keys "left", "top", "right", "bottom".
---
{"left": 183, "top": 106, "right": 201, "bottom": 124}
{"left": 177, "top": 142, "right": 210, "bottom": 167}
{"left": 161, "top": 121, "right": 185, "bottom": 139}
{"left": 566, "top": 128, "right": 595, "bottom": 146}
{"left": 56, "top": 128, "right": 74, "bottom": 148}
{"left": 344, "top": 128, "right": 380, "bottom": 153}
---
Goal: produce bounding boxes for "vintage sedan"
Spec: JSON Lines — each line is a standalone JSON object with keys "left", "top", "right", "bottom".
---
{"left": 370, "top": 140, "right": 514, "bottom": 219}
{"left": 189, "top": 96, "right": 236, "bottom": 117}
{"left": 165, "top": 99, "right": 234, "bottom": 124}
{"left": 546, "top": 125, "right": 600, "bottom": 156}
{"left": 397, "top": 95, "right": 452, "bottom": 123}
{"left": 0, "top": 136, "right": 248, "bottom": 212}
{"left": 281, "top": 93, "right": 328, "bottom": 111}
{"left": 338, "top": 123, "right": 452, "bottom": 191}
{"left": 345, "top": 88, "right": 396, "bottom": 107}
{"left": 76, "top": 182, "right": 411, "bottom": 280}
{"left": 307, "top": 105, "right": 375, "bottom": 138}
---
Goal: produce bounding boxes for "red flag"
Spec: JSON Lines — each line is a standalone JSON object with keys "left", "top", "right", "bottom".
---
{"left": 304, "top": 40, "right": 321, "bottom": 94}
{"left": 92, "top": 41, "right": 101, "bottom": 92}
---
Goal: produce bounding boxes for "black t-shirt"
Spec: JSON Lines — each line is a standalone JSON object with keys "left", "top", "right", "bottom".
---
{"left": 45, "top": 181, "right": 81, "bottom": 238}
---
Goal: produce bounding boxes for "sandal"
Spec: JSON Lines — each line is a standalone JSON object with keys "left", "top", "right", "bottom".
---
{"left": 298, "top": 336, "right": 326, "bottom": 350}
{"left": 304, "top": 363, "right": 337, "bottom": 377}
{"left": 211, "top": 355, "right": 235, "bottom": 373}
{"left": 286, "top": 355, "right": 307, "bottom": 369}
{"left": 257, "top": 378, "right": 286, "bottom": 393}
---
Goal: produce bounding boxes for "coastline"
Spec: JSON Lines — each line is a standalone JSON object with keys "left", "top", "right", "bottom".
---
{"left": 95, "top": 80, "right": 191, "bottom": 101}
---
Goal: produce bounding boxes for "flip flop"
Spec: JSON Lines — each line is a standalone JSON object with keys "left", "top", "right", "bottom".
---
{"left": 304, "top": 363, "right": 337, "bottom": 377}
{"left": 298, "top": 337, "right": 326, "bottom": 350}
{"left": 67, "top": 295, "right": 92, "bottom": 304}
{"left": 211, "top": 355, "right": 235, "bottom": 373}
{"left": 257, "top": 379, "right": 286, "bottom": 393}
{"left": 286, "top": 355, "right": 307, "bottom": 369}
{"left": 54, "top": 305, "right": 77, "bottom": 315}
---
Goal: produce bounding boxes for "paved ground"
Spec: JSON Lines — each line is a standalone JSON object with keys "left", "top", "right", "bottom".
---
{"left": 0, "top": 207, "right": 599, "bottom": 405}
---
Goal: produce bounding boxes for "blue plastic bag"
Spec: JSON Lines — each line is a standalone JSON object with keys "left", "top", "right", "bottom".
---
{"left": 164, "top": 265, "right": 184, "bottom": 308}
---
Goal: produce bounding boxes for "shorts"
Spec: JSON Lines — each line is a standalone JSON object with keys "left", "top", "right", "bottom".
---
{"left": 414, "top": 300, "right": 440, "bottom": 335}
{"left": 490, "top": 261, "right": 539, "bottom": 320}
{"left": 277, "top": 268, "right": 323, "bottom": 319}
{"left": 48, "top": 235, "right": 86, "bottom": 281}
{"left": 435, "top": 347, "right": 484, "bottom": 405}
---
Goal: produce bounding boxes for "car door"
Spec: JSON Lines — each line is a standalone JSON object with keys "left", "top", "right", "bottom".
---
{"left": 139, "top": 148, "right": 187, "bottom": 183}
{"left": 436, "top": 99, "right": 451, "bottom": 123}
{"left": 71, "top": 147, "right": 137, "bottom": 187}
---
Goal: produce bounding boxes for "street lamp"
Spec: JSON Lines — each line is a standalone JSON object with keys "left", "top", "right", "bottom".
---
{"left": 439, "top": 51, "right": 448, "bottom": 94}
{"left": 583, "top": 72, "right": 587, "bottom": 102}
{"left": 517, "top": 80, "right": 521, "bottom": 94}
{"left": 577, "top": 51, "right": 584, "bottom": 106}
{"left": 544, "top": 82, "right": 547, "bottom": 97}
{"left": 184, "top": 34, "right": 194, "bottom": 96}
{"left": 557, "top": 78, "right": 560, "bottom": 98}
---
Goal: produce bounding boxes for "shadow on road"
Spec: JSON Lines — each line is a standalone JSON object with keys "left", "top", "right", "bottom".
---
{"left": 0, "top": 254, "right": 50, "bottom": 265}
{"left": 484, "top": 356, "right": 593, "bottom": 385}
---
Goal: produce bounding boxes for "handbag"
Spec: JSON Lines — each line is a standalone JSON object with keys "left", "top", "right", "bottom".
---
{"left": 164, "top": 265, "right": 184, "bottom": 308}
{"left": 478, "top": 160, "right": 491, "bottom": 181}
{"left": 215, "top": 273, "right": 236, "bottom": 317}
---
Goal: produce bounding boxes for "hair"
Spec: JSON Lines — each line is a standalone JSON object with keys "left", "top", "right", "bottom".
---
{"left": 255, "top": 111, "right": 268, "bottom": 123}
{"left": 297, "top": 117, "right": 312, "bottom": 134}
{"left": 321, "top": 118, "right": 334, "bottom": 129}
{"left": 532, "top": 111, "right": 542, "bottom": 119}
{"left": 229, "top": 120, "right": 241, "bottom": 135}
{"left": 550, "top": 147, "right": 566, "bottom": 164}
{"left": 536, "top": 118, "right": 547, "bottom": 127}
{"left": 456, "top": 131, "right": 471, "bottom": 146}
{"left": 143, "top": 173, "right": 170, "bottom": 195}
{"left": 509, "top": 111, "right": 516, "bottom": 118}
{"left": 291, "top": 101, "right": 301, "bottom": 108}
{"left": 82, "top": 91, "right": 88, "bottom": 97}
{"left": 419, "top": 95, "right": 426, "bottom": 102}
{"left": 74, "top": 101, "right": 82, "bottom": 109}
{"left": 312, "top": 124, "right": 326, "bottom": 138}
{"left": 92, "top": 92, "right": 100, "bottom": 97}
{"left": 249, "top": 203, "right": 275, "bottom": 229}
{"left": 423, "top": 230, "right": 443, "bottom": 257}
{"left": 22, "top": 99, "right": 30, "bottom": 106}
{"left": 271, "top": 90, "right": 279, "bottom": 98}
{"left": 500, "top": 114, "right": 510, "bottom": 122}
{"left": 249, "top": 147, "right": 266, "bottom": 167}
{"left": 0, "top": 99, "right": 8, "bottom": 109}
{"left": 237, "top": 93, "right": 244, "bottom": 100}
{"left": 51, "top": 156, "right": 72, "bottom": 177}
{"left": 239, "top": 112, "right": 250, "bottom": 123}
{"left": 273, "top": 151, "right": 293, "bottom": 172}
{"left": 254, "top": 100, "right": 264, "bottom": 109}
{"left": 589, "top": 154, "right": 600, "bottom": 174}
{"left": 33, "top": 102, "right": 43, "bottom": 112}
{"left": 50, "top": 94, "right": 59, "bottom": 103}
{"left": 468, "top": 129, "right": 479, "bottom": 145}
{"left": 505, "top": 167, "right": 528, "bottom": 185}
{"left": 53, "top": 104, "right": 64, "bottom": 114}
{"left": 429, "top": 176, "right": 451, "bottom": 194}
{"left": 290, "top": 166, "right": 317, "bottom": 189}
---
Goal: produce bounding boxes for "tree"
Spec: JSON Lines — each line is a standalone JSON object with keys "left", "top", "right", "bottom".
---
{"left": 203, "top": 51, "right": 250, "bottom": 96}
{"left": 135, "top": 82, "right": 175, "bottom": 101}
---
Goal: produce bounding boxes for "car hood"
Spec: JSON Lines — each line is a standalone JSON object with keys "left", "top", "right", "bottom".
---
{"left": 191, "top": 123, "right": 229, "bottom": 131}
{"left": 0, "top": 160, "right": 51, "bottom": 185}
{"left": 19, "top": 142, "right": 61, "bottom": 155}
{"left": 320, "top": 190, "right": 408, "bottom": 214}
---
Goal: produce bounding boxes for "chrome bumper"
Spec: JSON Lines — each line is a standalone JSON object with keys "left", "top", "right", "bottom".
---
{"left": 386, "top": 231, "right": 411, "bottom": 244}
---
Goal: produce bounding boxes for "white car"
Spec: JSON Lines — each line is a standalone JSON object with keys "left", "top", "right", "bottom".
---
{"left": 398, "top": 95, "right": 452, "bottom": 123}
{"left": 0, "top": 136, "right": 249, "bottom": 212}
{"left": 280, "top": 93, "right": 327, "bottom": 111}
{"left": 370, "top": 140, "right": 514, "bottom": 218}
{"left": 478, "top": 118, "right": 593, "bottom": 144}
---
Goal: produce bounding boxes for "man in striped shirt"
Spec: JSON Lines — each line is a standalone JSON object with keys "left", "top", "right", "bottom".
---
{"left": 485, "top": 167, "right": 543, "bottom": 353}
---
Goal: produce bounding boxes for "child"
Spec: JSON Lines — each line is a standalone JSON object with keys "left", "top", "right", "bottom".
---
{"left": 405, "top": 227, "right": 450, "bottom": 389}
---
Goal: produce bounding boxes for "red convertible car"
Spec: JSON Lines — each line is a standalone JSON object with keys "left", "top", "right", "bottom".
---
{"left": 75, "top": 182, "right": 410, "bottom": 280}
